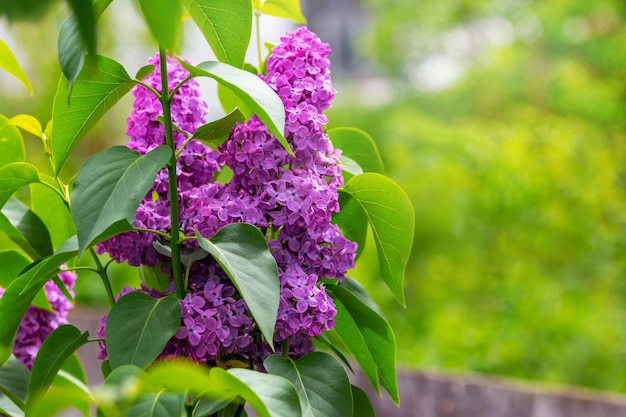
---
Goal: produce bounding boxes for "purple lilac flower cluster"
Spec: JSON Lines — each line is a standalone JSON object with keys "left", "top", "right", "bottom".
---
{"left": 97, "top": 27, "right": 357, "bottom": 368}
{"left": 0, "top": 268, "right": 77, "bottom": 369}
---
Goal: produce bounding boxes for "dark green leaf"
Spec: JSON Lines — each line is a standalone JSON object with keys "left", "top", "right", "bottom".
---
{"left": 0, "top": 251, "right": 29, "bottom": 288}
{"left": 191, "top": 109, "right": 245, "bottom": 149}
{"left": 106, "top": 292, "right": 181, "bottom": 369}
{"left": 264, "top": 352, "right": 352, "bottom": 417}
{"left": 182, "top": 0, "right": 252, "bottom": 68}
{"left": 0, "top": 197, "right": 53, "bottom": 259}
{"left": 180, "top": 60, "right": 289, "bottom": 154}
{"left": 340, "top": 173, "right": 414, "bottom": 306}
{"left": 351, "top": 385, "right": 376, "bottom": 417}
{"left": 71, "top": 145, "right": 171, "bottom": 255}
{"left": 0, "top": 115, "right": 25, "bottom": 167}
{"left": 193, "top": 397, "right": 233, "bottom": 417}
{"left": 51, "top": 55, "right": 136, "bottom": 173}
{"left": 0, "top": 162, "right": 39, "bottom": 208}
{"left": 126, "top": 391, "right": 186, "bottom": 417}
{"left": 330, "top": 283, "right": 399, "bottom": 404}
{"left": 313, "top": 333, "right": 354, "bottom": 374}
{"left": 0, "top": 39, "right": 32, "bottom": 94}
{"left": 27, "top": 325, "right": 89, "bottom": 403}
{"left": 30, "top": 180, "right": 75, "bottom": 250}
{"left": 196, "top": 223, "right": 279, "bottom": 349}
{"left": 0, "top": 236, "right": 78, "bottom": 366}
{"left": 135, "top": 64, "right": 156, "bottom": 80}
{"left": 332, "top": 191, "right": 368, "bottom": 260}
{"left": 137, "top": 0, "right": 183, "bottom": 51}
{"left": 328, "top": 127, "right": 385, "bottom": 175}
{"left": 212, "top": 367, "right": 301, "bottom": 417}
{"left": 0, "top": 355, "right": 30, "bottom": 410}
{"left": 258, "top": 0, "right": 307, "bottom": 24}
{"left": 66, "top": 0, "right": 96, "bottom": 55}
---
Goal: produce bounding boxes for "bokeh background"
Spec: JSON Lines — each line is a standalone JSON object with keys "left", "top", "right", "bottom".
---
{"left": 2, "top": 0, "right": 626, "bottom": 394}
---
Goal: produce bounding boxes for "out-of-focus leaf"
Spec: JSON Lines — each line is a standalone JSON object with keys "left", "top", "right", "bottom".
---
{"left": 126, "top": 391, "right": 186, "bottom": 417}
{"left": 0, "top": 251, "right": 29, "bottom": 288}
{"left": 0, "top": 115, "right": 25, "bottom": 167}
{"left": 137, "top": 0, "right": 183, "bottom": 51}
{"left": 0, "top": 39, "right": 32, "bottom": 94}
{"left": 258, "top": 0, "right": 306, "bottom": 24}
{"left": 9, "top": 114, "right": 42, "bottom": 139}
{"left": 0, "top": 162, "right": 39, "bottom": 208}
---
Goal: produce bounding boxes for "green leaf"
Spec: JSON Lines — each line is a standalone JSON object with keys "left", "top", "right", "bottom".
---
{"left": 264, "top": 352, "right": 352, "bottom": 417}
{"left": 106, "top": 292, "right": 181, "bottom": 369}
{"left": 192, "top": 397, "right": 233, "bottom": 417}
{"left": 332, "top": 191, "right": 368, "bottom": 260}
{"left": 328, "top": 127, "right": 385, "bottom": 175}
{"left": 126, "top": 391, "right": 186, "bottom": 417}
{"left": 51, "top": 55, "right": 136, "bottom": 173}
{"left": 212, "top": 367, "right": 301, "bottom": 417}
{"left": 9, "top": 114, "right": 43, "bottom": 139}
{"left": 329, "top": 282, "right": 399, "bottom": 404}
{"left": 0, "top": 251, "right": 29, "bottom": 288}
{"left": 71, "top": 145, "right": 171, "bottom": 255}
{"left": 27, "top": 325, "right": 89, "bottom": 403}
{"left": 196, "top": 223, "right": 279, "bottom": 349}
{"left": 26, "top": 385, "right": 94, "bottom": 417}
{"left": 0, "top": 197, "right": 54, "bottom": 259}
{"left": 182, "top": 0, "right": 252, "bottom": 68}
{"left": 58, "top": 0, "right": 114, "bottom": 93}
{"left": 191, "top": 109, "right": 246, "bottom": 149}
{"left": 258, "top": 0, "right": 307, "bottom": 24}
{"left": 0, "top": 236, "right": 78, "bottom": 366}
{"left": 30, "top": 181, "right": 75, "bottom": 250}
{"left": 0, "top": 162, "right": 39, "bottom": 207}
{"left": 180, "top": 60, "right": 289, "bottom": 154}
{"left": 0, "top": 39, "right": 32, "bottom": 94}
{"left": 0, "top": 115, "right": 25, "bottom": 167}
{"left": 0, "top": 355, "right": 30, "bottom": 411}
{"left": 351, "top": 385, "right": 376, "bottom": 417}
{"left": 141, "top": 359, "right": 230, "bottom": 398}
{"left": 340, "top": 173, "right": 414, "bottom": 305}
{"left": 139, "top": 264, "right": 170, "bottom": 292}
{"left": 66, "top": 0, "right": 96, "bottom": 55}
{"left": 138, "top": 0, "right": 182, "bottom": 51}
{"left": 135, "top": 64, "right": 156, "bottom": 80}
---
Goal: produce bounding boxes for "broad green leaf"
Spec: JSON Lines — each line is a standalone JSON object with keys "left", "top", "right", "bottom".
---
{"left": 264, "top": 352, "right": 352, "bottom": 417}
{"left": 0, "top": 162, "right": 39, "bottom": 207}
{"left": 0, "top": 251, "right": 29, "bottom": 288}
{"left": 182, "top": 0, "right": 252, "bottom": 68}
{"left": 66, "top": 0, "right": 96, "bottom": 55}
{"left": 58, "top": 0, "right": 114, "bottom": 93}
{"left": 139, "top": 264, "right": 170, "bottom": 292}
{"left": 126, "top": 391, "right": 186, "bottom": 417}
{"left": 191, "top": 109, "right": 245, "bottom": 149}
{"left": 0, "top": 236, "right": 78, "bottom": 366}
{"left": 0, "top": 39, "right": 32, "bottom": 94}
{"left": 138, "top": 0, "right": 183, "bottom": 51}
{"left": 328, "top": 127, "right": 385, "bottom": 175}
{"left": 180, "top": 60, "right": 289, "bottom": 154}
{"left": 0, "top": 355, "right": 29, "bottom": 412}
{"left": 31, "top": 181, "right": 75, "bottom": 250}
{"left": 0, "top": 115, "right": 25, "bottom": 167}
{"left": 351, "top": 385, "right": 376, "bottom": 417}
{"left": 332, "top": 191, "right": 368, "bottom": 260}
{"left": 258, "top": 0, "right": 306, "bottom": 24}
{"left": 330, "top": 282, "right": 399, "bottom": 404}
{"left": 0, "top": 395, "right": 23, "bottom": 417}
{"left": 196, "top": 223, "right": 279, "bottom": 349}
{"left": 27, "top": 325, "right": 89, "bottom": 403}
{"left": 192, "top": 397, "right": 233, "bottom": 417}
{"left": 9, "top": 114, "right": 42, "bottom": 139}
{"left": 0, "top": 197, "right": 54, "bottom": 259}
{"left": 106, "top": 292, "right": 181, "bottom": 369}
{"left": 212, "top": 367, "right": 301, "bottom": 417}
{"left": 71, "top": 145, "right": 171, "bottom": 255}
{"left": 51, "top": 55, "right": 136, "bottom": 173}
{"left": 340, "top": 173, "right": 414, "bottom": 305}
{"left": 217, "top": 82, "right": 251, "bottom": 116}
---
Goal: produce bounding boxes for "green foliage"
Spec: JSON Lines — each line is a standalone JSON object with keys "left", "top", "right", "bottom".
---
{"left": 0, "top": 39, "right": 32, "bottom": 94}
{"left": 138, "top": 0, "right": 183, "bottom": 51}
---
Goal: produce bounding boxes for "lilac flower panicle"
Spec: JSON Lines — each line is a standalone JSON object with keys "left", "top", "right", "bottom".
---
{"left": 97, "top": 27, "right": 357, "bottom": 368}
{"left": 0, "top": 267, "right": 77, "bottom": 369}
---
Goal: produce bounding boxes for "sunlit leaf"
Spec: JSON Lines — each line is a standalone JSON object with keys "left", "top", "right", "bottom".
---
{"left": 180, "top": 60, "right": 289, "bottom": 154}
{"left": 0, "top": 39, "right": 32, "bottom": 94}
{"left": 51, "top": 55, "right": 136, "bottom": 173}
{"left": 0, "top": 251, "right": 29, "bottom": 288}
{"left": 0, "top": 197, "right": 53, "bottom": 259}
{"left": 258, "top": 0, "right": 306, "bottom": 24}
{"left": 9, "top": 114, "right": 42, "bottom": 139}
{"left": 182, "top": 0, "right": 252, "bottom": 68}
{"left": 0, "top": 115, "right": 25, "bottom": 167}
{"left": 106, "top": 292, "right": 181, "bottom": 369}
{"left": 137, "top": 0, "right": 183, "bottom": 51}
{"left": 71, "top": 145, "right": 171, "bottom": 255}
{"left": 328, "top": 127, "right": 384, "bottom": 175}
{"left": 0, "top": 162, "right": 39, "bottom": 208}
{"left": 340, "top": 173, "right": 414, "bottom": 305}
{"left": 264, "top": 352, "right": 352, "bottom": 417}
{"left": 196, "top": 223, "right": 279, "bottom": 349}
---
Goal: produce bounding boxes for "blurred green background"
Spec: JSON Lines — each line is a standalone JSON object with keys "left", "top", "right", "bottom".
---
{"left": 2, "top": 0, "right": 626, "bottom": 393}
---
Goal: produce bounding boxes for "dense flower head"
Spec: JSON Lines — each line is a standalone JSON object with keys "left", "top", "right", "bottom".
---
{"left": 97, "top": 27, "right": 357, "bottom": 368}
{"left": 0, "top": 267, "right": 77, "bottom": 369}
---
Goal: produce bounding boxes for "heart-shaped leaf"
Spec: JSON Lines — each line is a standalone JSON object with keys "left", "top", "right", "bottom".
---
{"left": 51, "top": 55, "right": 136, "bottom": 173}
{"left": 264, "top": 352, "right": 352, "bottom": 417}
{"left": 0, "top": 115, "right": 25, "bottom": 167}
{"left": 182, "top": 0, "right": 252, "bottom": 69}
{"left": 340, "top": 173, "right": 414, "bottom": 306}
{"left": 0, "top": 39, "right": 32, "bottom": 94}
{"left": 106, "top": 292, "right": 181, "bottom": 369}
{"left": 71, "top": 145, "right": 171, "bottom": 256}
{"left": 0, "top": 162, "right": 39, "bottom": 208}
{"left": 0, "top": 197, "right": 54, "bottom": 259}
{"left": 196, "top": 223, "right": 279, "bottom": 349}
